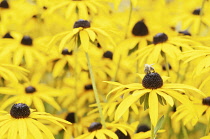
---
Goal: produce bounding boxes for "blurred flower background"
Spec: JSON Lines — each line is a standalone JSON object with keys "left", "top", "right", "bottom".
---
{"left": 0, "top": 0, "right": 210, "bottom": 138}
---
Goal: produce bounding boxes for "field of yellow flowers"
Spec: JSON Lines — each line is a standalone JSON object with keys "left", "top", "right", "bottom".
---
{"left": 0, "top": 0, "right": 210, "bottom": 139}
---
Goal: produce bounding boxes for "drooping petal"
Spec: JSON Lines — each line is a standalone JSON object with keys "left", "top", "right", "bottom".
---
{"left": 79, "top": 30, "right": 90, "bottom": 52}
{"left": 149, "top": 90, "right": 158, "bottom": 126}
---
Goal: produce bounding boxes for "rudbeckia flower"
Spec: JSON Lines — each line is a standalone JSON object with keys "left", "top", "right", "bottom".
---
{"left": 132, "top": 32, "right": 199, "bottom": 68}
{"left": 171, "top": 0, "right": 210, "bottom": 35}
{"left": 52, "top": 112, "right": 99, "bottom": 138}
{"left": 0, "top": 103, "right": 71, "bottom": 139}
{"left": 0, "top": 78, "right": 62, "bottom": 112}
{"left": 0, "top": 32, "right": 47, "bottom": 69}
{"left": 105, "top": 64, "right": 205, "bottom": 126}
{"left": 75, "top": 122, "right": 133, "bottom": 139}
{"left": 48, "top": 19, "right": 115, "bottom": 52}
{"left": 172, "top": 96, "right": 210, "bottom": 126}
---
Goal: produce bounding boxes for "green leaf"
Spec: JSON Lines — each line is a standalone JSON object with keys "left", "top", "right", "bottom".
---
{"left": 154, "top": 116, "right": 164, "bottom": 135}
{"left": 144, "top": 93, "right": 149, "bottom": 110}
{"left": 140, "top": 94, "right": 146, "bottom": 104}
{"left": 157, "top": 94, "right": 164, "bottom": 106}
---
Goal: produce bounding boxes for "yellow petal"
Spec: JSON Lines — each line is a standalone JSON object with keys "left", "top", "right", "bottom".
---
{"left": 8, "top": 120, "right": 18, "bottom": 139}
{"left": 95, "top": 130, "right": 107, "bottom": 139}
{"left": 26, "top": 119, "right": 43, "bottom": 139}
{"left": 31, "top": 119, "right": 54, "bottom": 139}
{"left": 101, "top": 129, "right": 118, "bottom": 139}
{"left": 156, "top": 91, "right": 174, "bottom": 106}
{"left": 33, "top": 96, "right": 45, "bottom": 112}
{"left": 79, "top": 30, "right": 90, "bottom": 52}
{"left": 85, "top": 29, "right": 96, "bottom": 42}
{"left": 18, "top": 119, "right": 27, "bottom": 139}
{"left": 149, "top": 90, "right": 158, "bottom": 126}
{"left": 115, "top": 92, "right": 146, "bottom": 120}
{"left": 65, "top": 3, "right": 76, "bottom": 19}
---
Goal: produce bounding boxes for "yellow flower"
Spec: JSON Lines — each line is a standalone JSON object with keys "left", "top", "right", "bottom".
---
{"left": 0, "top": 32, "right": 47, "bottom": 69}
{"left": 51, "top": 112, "right": 99, "bottom": 138}
{"left": 48, "top": 19, "right": 115, "bottom": 52}
{"left": 172, "top": 96, "right": 210, "bottom": 126}
{"left": 105, "top": 64, "right": 205, "bottom": 126}
{"left": 0, "top": 103, "right": 71, "bottom": 139}
{"left": 132, "top": 33, "right": 199, "bottom": 67}
{"left": 75, "top": 122, "right": 133, "bottom": 139}
{"left": 0, "top": 77, "right": 62, "bottom": 111}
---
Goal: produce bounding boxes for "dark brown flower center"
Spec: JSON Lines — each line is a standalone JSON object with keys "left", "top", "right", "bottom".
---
{"left": 192, "top": 8, "right": 201, "bottom": 15}
{"left": 10, "top": 103, "right": 30, "bottom": 118}
{"left": 202, "top": 97, "right": 210, "bottom": 106}
{"left": 132, "top": 20, "right": 149, "bottom": 36}
{"left": 88, "top": 122, "right": 102, "bottom": 132}
{"left": 25, "top": 86, "right": 36, "bottom": 94}
{"left": 2, "top": 32, "right": 13, "bottom": 38}
{"left": 0, "top": 0, "right": 9, "bottom": 9}
{"left": 62, "top": 49, "right": 73, "bottom": 55}
{"left": 115, "top": 130, "right": 131, "bottom": 139}
{"left": 73, "top": 19, "right": 90, "bottom": 28}
{"left": 153, "top": 33, "right": 168, "bottom": 45}
{"left": 136, "top": 124, "right": 150, "bottom": 133}
{"left": 65, "top": 112, "right": 76, "bottom": 123}
{"left": 84, "top": 84, "right": 93, "bottom": 90}
{"left": 142, "top": 72, "right": 163, "bottom": 89}
{"left": 103, "top": 51, "right": 113, "bottom": 60}
{"left": 21, "top": 36, "right": 33, "bottom": 46}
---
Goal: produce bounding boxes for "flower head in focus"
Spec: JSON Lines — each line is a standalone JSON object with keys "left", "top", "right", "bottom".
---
{"left": 105, "top": 64, "right": 205, "bottom": 126}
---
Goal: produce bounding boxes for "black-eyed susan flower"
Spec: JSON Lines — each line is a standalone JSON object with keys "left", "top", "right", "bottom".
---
{"left": 105, "top": 64, "right": 205, "bottom": 126}
{"left": 0, "top": 77, "right": 62, "bottom": 112}
{"left": 51, "top": 112, "right": 99, "bottom": 138}
{"left": 172, "top": 96, "right": 210, "bottom": 126}
{"left": 75, "top": 122, "right": 133, "bottom": 139}
{"left": 0, "top": 32, "right": 47, "bottom": 69}
{"left": 48, "top": 19, "right": 115, "bottom": 52}
{"left": 132, "top": 32, "right": 200, "bottom": 68}
{"left": 171, "top": 0, "right": 210, "bottom": 35}
{"left": 0, "top": 103, "right": 71, "bottom": 139}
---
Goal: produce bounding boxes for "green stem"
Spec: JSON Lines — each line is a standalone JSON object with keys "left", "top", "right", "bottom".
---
{"left": 151, "top": 124, "right": 155, "bottom": 139}
{"left": 85, "top": 52, "right": 106, "bottom": 127}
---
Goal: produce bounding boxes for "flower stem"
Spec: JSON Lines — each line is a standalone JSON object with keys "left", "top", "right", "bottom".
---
{"left": 85, "top": 52, "right": 106, "bottom": 127}
{"left": 151, "top": 123, "right": 155, "bottom": 139}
